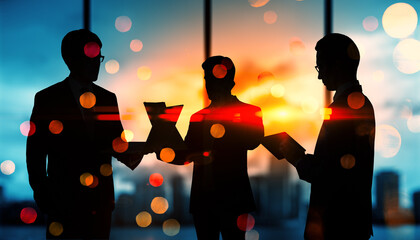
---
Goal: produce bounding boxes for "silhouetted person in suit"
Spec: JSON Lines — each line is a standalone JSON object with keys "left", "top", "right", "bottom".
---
{"left": 156, "top": 56, "right": 264, "bottom": 240}
{"left": 26, "top": 29, "right": 145, "bottom": 239}
{"left": 285, "top": 33, "right": 375, "bottom": 240}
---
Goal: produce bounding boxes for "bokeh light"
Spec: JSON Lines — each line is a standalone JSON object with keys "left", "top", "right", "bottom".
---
{"left": 49, "top": 120, "right": 63, "bottom": 134}
{"left": 113, "top": 137, "right": 129, "bottom": 153}
{"left": 79, "top": 92, "right": 96, "bottom": 109}
{"left": 149, "top": 173, "right": 164, "bottom": 187}
{"left": 136, "top": 211, "right": 152, "bottom": 228}
{"left": 162, "top": 219, "right": 181, "bottom": 236}
{"left": 249, "top": 86, "right": 270, "bottom": 105}
{"left": 289, "top": 37, "right": 306, "bottom": 56}
{"left": 340, "top": 154, "right": 356, "bottom": 169}
{"left": 130, "top": 39, "right": 143, "bottom": 52}
{"left": 245, "top": 229, "right": 260, "bottom": 240}
{"left": 160, "top": 147, "right": 175, "bottom": 163}
{"left": 137, "top": 66, "right": 152, "bottom": 80}
{"left": 301, "top": 96, "right": 319, "bottom": 114}
{"left": 257, "top": 72, "right": 275, "bottom": 82}
{"left": 373, "top": 70, "right": 384, "bottom": 82}
{"left": 20, "top": 121, "right": 36, "bottom": 137}
{"left": 222, "top": 58, "right": 234, "bottom": 70}
{"left": 1, "top": 160, "right": 15, "bottom": 175}
{"left": 213, "top": 64, "right": 227, "bottom": 78}
{"left": 80, "top": 172, "right": 94, "bottom": 187}
{"left": 249, "top": 0, "right": 270, "bottom": 8}
{"left": 393, "top": 38, "right": 420, "bottom": 74}
{"left": 264, "top": 10, "right": 277, "bottom": 24}
{"left": 376, "top": 124, "right": 402, "bottom": 158}
{"left": 347, "top": 92, "right": 365, "bottom": 109}
{"left": 363, "top": 16, "right": 379, "bottom": 32}
{"left": 20, "top": 207, "right": 37, "bottom": 224}
{"left": 49, "top": 222, "right": 64, "bottom": 237}
{"left": 151, "top": 197, "right": 169, "bottom": 214}
{"left": 210, "top": 123, "right": 225, "bottom": 138}
{"left": 84, "top": 42, "right": 100, "bottom": 58}
{"left": 105, "top": 60, "right": 120, "bottom": 74}
{"left": 115, "top": 16, "right": 132, "bottom": 32}
{"left": 382, "top": 3, "right": 417, "bottom": 38}
{"left": 270, "top": 84, "right": 285, "bottom": 98}
{"left": 237, "top": 213, "right": 255, "bottom": 231}
{"left": 89, "top": 175, "right": 99, "bottom": 188}
{"left": 407, "top": 115, "right": 420, "bottom": 132}
{"left": 121, "top": 129, "right": 134, "bottom": 142}
{"left": 100, "top": 163, "right": 113, "bottom": 177}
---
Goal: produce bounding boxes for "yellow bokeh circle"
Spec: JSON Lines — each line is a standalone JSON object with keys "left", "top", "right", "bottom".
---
{"left": 136, "top": 211, "right": 152, "bottom": 228}
{"left": 151, "top": 197, "right": 169, "bottom": 214}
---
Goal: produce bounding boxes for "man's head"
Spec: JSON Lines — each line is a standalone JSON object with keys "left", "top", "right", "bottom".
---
{"left": 61, "top": 29, "right": 103, "bottom": 83}
{"left": 315, "top": 33, "right": 360, "bottom": 91}
{"left": 202, "top": 56, "right": 236, "bottom": 101}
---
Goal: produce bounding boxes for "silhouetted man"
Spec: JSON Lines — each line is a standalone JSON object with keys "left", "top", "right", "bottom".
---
{"left": 26, "top": 29, "right": 145, "bottom": 239}
{"left": 157, "top": 56, "right": 264, "bottom": 240}
{"left": 285, "top": 33, "right": 375, "bottom": 240}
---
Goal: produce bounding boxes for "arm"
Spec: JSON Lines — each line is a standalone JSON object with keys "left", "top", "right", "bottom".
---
{"left": 109, "top": 94, "right": 145, "bottom": 170}
{"left": 26, "top": 93, "right": 49, "bottom": 213}
{"left": 295, "top": 114, "right": 374, "bottom": 185}
{"left": 154, "top": 116, "right": 201, "bottom": 166}
{"left": 114, "top": 141, "right": 147, "bottom": 170}
{"left": 239, "top": 106, "right": 264, "bottom": 150}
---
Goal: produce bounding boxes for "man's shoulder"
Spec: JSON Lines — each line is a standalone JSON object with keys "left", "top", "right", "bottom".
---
{"left": 336, "top": 90, "right": 374, "bottom": 110}
{"left": 35, "top": 80, "right": 67, "bottom": 98}
{"left": 232, "top": 99, "right": 262, "bottom": 114}
{"left": 192, "top": 107, "right": 211, "bottom": 116}
{"left": 238, "top": 100, "right": 261, "bottom": 110}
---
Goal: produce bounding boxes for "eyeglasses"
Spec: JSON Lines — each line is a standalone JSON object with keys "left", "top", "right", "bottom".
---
{"left": 315, "top": 65, "right": 320, "bottom": 72}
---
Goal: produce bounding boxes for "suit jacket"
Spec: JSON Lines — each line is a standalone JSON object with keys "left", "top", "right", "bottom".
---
{"left": 26, "top": 78, "right": 140, "bottom": 220}
{"left": 296, "top": 84, "right": 375, "bottom": 240}
{"left": 170, "top": 96, "right": 264, "bottom": 214}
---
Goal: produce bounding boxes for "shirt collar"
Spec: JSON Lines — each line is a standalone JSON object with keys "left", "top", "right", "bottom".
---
{"left": 67, "top": 77, "right": 94, "bottom": 102}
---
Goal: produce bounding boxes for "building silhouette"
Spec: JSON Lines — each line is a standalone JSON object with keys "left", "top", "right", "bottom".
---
{"left": 374, "top": 170, "right": 414, "bottom": 225}
{"left": 412, "top": 190, "right": 420, "bottom": 224}
{"left": 376, "top": 171, "right": 399, "bottom": 217}
{"left": 112, "top": 171, "right": 190, "bottom": 226}
{"left": 170, "top": 174, "right": 191, "bottom": 223}
{"left": 251, "top": 156, "right": 304, "bottom": 225}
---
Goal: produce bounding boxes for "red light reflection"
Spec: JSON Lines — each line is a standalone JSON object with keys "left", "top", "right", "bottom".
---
{"left": 97, "top": 114, "right": 121, "bottom": 121}
{"left": 20, "top": 207, "right": 37, "bottom": 224}
{"left": 20, "top": 121, "right": 36, "bottom": 137}
{"left": 156, "top": 106, "right": 183, "bottom": 122}
{"left": 113, "top": 137, "right": 129, "bottom": 153}
{"left": 237, "top": 213, "right": 255, "bottom": 231}
{"left": 88, "top": 175, "right": 99, "bottom": 188}
{"left": 213, "top": 64, "right": 227, "bottom": 78}
{"left": 49, "top": 120, "right": 63, "bottom": 134}
{"left": 189, "top": 105, "right": 262, "bottom": 127}
{"left": 84, "top": 42, "right": 100, "bottom": 58}
{"left": 149, "top": 173, "right": 164, "bottom": 187}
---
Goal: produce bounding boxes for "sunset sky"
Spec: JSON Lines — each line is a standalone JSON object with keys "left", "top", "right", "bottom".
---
{"left": 2, "top": 0, "right": 420, "bottom": 211}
